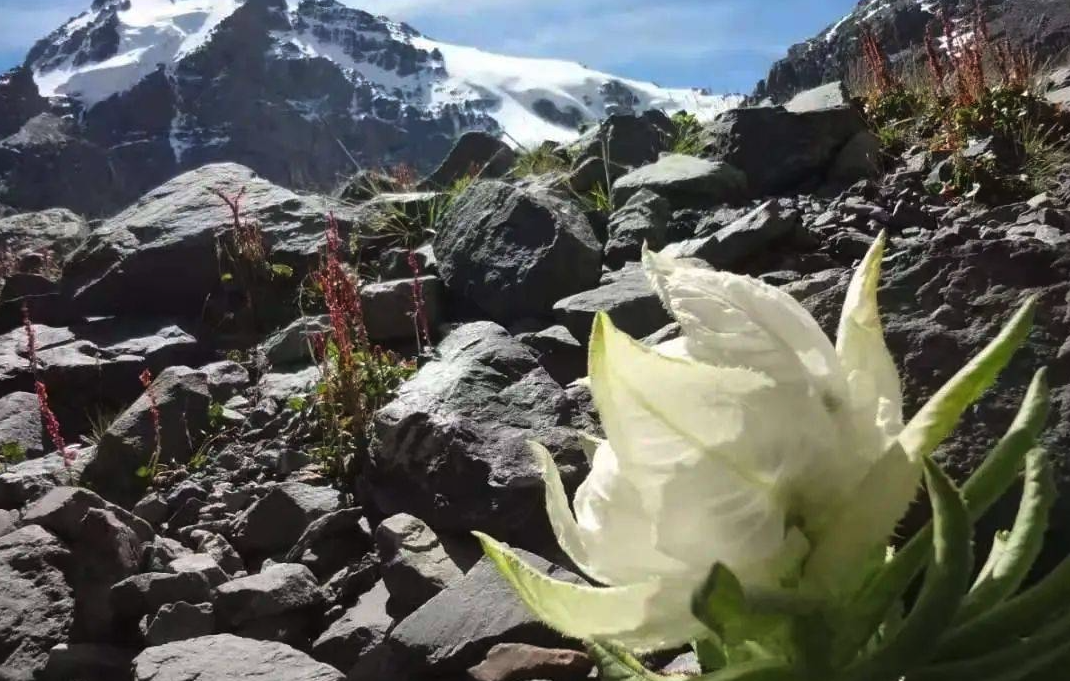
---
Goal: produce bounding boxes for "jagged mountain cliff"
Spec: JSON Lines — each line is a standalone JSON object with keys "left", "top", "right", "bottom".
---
{"left": 0, "top": 0, "right": 737, "bottom": 216}
{"left": 754, "top": 0, "right": 1070, "bottom": 104}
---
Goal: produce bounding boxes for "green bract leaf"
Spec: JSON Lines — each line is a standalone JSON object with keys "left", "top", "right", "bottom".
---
{"left": 475, "top": 532, "right": 700, "bottom": 651}
{"left": 957, "top": 447, "right": 1054, "bottom": 622}
{"left": 837, "top": 368, "right": 1048, "bottom": 660}
{"left": 270, "top": 262, "right": 294, "bottom": 278}
{"left": 898, "top": 296, "right": 1035, "bottom": 462}
{"left": 587, "top": 643, "right": 680, "bottom": 681}
{"left": 913, "top": 608, "right": 1070, "bottom": 681}
{"left": 839, "top": 458, "right": 973, "bottom": 681}
{"left": 934, "top": 551, "right": 1070, "bottom": 659}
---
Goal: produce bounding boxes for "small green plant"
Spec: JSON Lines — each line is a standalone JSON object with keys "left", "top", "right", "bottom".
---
{"left": 1019, "top": 120, "right": 1070, "bottom": 194}
{"left": 135, "top": 369, "right": 164, "bottom": 482}
{"left": 667, "top": 110, "right": 708, "bottom": 156}
{"left": 0, "top": 442, "right": 26, "bottom": 471}
{"left": 511, "top": 145, "right": 568, "bottom": 178}
{"left": 84, "top": 406, "right": 119, "bottom": 446}
{"left": 211, "top": 187, "right": 295, "bottom": 331}
{"left": 305, "top": 216, "right": 417, "bottom": 481}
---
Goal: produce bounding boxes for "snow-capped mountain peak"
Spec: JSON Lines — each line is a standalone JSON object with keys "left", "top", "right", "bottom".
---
{"left": 27, "top": 0, "right": 738, "bottom": 145}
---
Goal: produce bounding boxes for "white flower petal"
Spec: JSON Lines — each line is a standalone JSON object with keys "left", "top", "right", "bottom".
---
{"left": 803, "top": 442, "right": 921, "bottom": 597}
{"left": 477, "top": 533, "right": 706, "bottom": 651}
{"left": 643, "top": 246, "right": 848, "bottom": 406}
{"left": 572, "top": 441, "right": 691, "bottom": 584}
{"left": 836, "top": 232, "right": 904, "bottom": 453}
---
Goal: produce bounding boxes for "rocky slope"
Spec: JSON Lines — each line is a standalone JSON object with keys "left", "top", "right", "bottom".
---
{"left": 0, "top": 0, "right": 737, "bottom": 217}
{"left": 1, "top": 82, "right": 1069, "bottom": 678}
{"left": 754, "top": 0, "right": 1070, "bottom": 104}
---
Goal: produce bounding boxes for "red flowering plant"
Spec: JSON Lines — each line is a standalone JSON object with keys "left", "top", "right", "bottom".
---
{"left": 210, "top": 187, "right": 294, "bottom": 331}
{"left": 303, "top": 214, "right": 415, "bottom": 479}
{"left": 135, "top": 369, "right": 163, "bottom": 480}
{"left": 21, "top": 303, "right": 75, "bottom": 467}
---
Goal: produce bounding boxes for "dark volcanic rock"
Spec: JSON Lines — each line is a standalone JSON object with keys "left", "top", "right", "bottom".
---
{"left": 0, "top": 67, "right": 48, "bottom": 139}
{"left": 755, "top": 0, "right": 1070, "bottom": 104}
{"left": 373, "top": 551, "right": 580, "bottom": 678}
{"left": 603, "top": 189, "right": 670, "bottom": 269}
{"left": 284, "top": 507, "right": 373, "bottom": 581}
{"left": 362, "top": 276, "right": 446, "bottom": 343}
{"left": 665, "top": 200, "right": 800, "bottom": 268}
{"left": 311, "top": 581, "right": 392, "bottom": 672}
{"left": 0, "top": 114, "right": 122, "bottom": 217}
{"left": 81, "top": 366, "right": 211, "bottom": 507}
{"left": 229, "top": 482, "right": 343, "bottom": 559}
{"left": 422, "top": 131, "right": 516, "bottom": 189}
{"left": 434, "top": 181, "right": 602, "bottom": 324}
{"left": 703, "top": 106, "right": 867, "bottom": 196}
{"left": 569, "top": 112, "right": 674, "bottom": 171}
{"left": 133, "top": 634, "right": 344, "bottom": 681}
{"left": 62, "top": 163, "right": 358, "bottom": 317}
{"left": 0, "top": 392, "right": 45, "bottom": 459}
{"left": 0, "top": 208, "right": 88, "bottom": 261}
{"left": 214, "top": 563, "right": 324, "bottom": 630}
{"left": 799, "top": 230, "right": 1070, "bottom": 571}
{"left": 469, "top": 644, "right": 593, "bottom": 681}
{"left": 611, "top": 154, "right": 748, "bottom": 207}
{"left": 375, "top": 513, "right": 467, "bottom": 618}
{"left": 366, "top": 322, "right": 592, "bottom": 548}
{"left": 0, "top": 525, "right": 73, "bottom": 680}
{"left": 553, "top": 263, "right": 672, "bottom": 343}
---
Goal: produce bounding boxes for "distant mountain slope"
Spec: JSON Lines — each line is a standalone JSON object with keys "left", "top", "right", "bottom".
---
{"left": 0, "top": 0, "right": 739, "bottom": 217}
{"left": 754, "top": 0, "right": 1070, "bottom": 104}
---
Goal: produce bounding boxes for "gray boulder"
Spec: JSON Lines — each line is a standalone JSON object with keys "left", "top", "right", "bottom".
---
{"left": 111, "top": 572, "right": 213, "bottom": 627}
{"left": 142, "top": 601, "right": 216, "bottom": 646}
{"left": 371, "top": 551, "right": 580, "bottom": 678}
{"left": 285, "top": 508, "right": 373, "bottom": 581}
{"left": 604, "top": 190, "right": 670, "bottom": 269}
{"left": 367, "top": 322, "right": 592, "bottom": 547}
{"left": 81, "top": 366, "right": 211, "bottom": 507}
{"left": 63, "top": 163, "right": 359, "bottom": 316}
{"left": 568, "top": 112, "right": 674, "bottom": 171}
{"left": 0, "top": 525, "right": 74, "bottom": 680}
{"left": 133, "top": 634, "right": 344, "bottom": 681}
{"left": 784, "top": 81, "right": 849, "bottom": 113}
{"left": 214, "top": 563, "right": 324, "bottom": 629}
{"left": 515, "top": 325, "right": 587, "bottom": 386}
{"left": 611, "top": 154, "right": 748, "bottom": 207}
{"left": 704, "top": 105, "right": 868, "bottom": 195}
{"left": 0, "top": 318, "right": 202, "bottom": 414}
{"left": 422, "top": 131, "right": 515, "bottom": 189}
{"left": 434, "top": 181, "right": 602, "bottom": 324}
{"left": 376, "top": 513, "right": 468, "bottom": 618}
{"left": 0, "top": 209, "right": 87, "bottom": 260}
{"left": 553, "top": 263, "right": 672, "bottom": 343}
{"left": 362, "top": 276, "right": 446, "bottom": 343}
{"left": 0, "top": 392, "right": 44, "bottom": 459}
{"left": 229, "top": 482, "right": 343, "bottom": 559}
{"left": 261, "top": 316, "right": 330, "bottom": 367}
{"left": 664, "top": 200, "right": 800, "bottom": 268}
{"left": 311, "top": 581, "right": 392, "bottom": 673}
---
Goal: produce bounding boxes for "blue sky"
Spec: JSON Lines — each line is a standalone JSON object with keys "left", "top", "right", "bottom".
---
{"left": 0, "top": 0, "right": 856, "bottom": 93}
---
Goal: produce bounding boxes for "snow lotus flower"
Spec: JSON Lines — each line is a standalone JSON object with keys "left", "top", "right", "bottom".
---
{"left": 477, "top": 233, "right": 1059, "bottom": 680}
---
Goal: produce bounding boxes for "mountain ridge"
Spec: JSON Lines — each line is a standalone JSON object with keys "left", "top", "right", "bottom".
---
{"left": 0, "top": 0, "right": 739, "bottom": 217}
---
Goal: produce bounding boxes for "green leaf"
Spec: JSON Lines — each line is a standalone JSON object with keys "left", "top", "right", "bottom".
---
{"left": 957, "top": 447, "right": 1054, "bottom": 622}
{"left": 692, "top": 564, "right": 748, "bottom": 639}
{"left": 220, "top": 272, "right": 234, "bottom": 283}
{"left": 587, "top": 643, "right": 679, "bottom": 681}
{"left": 898, "top": 296, "right": 1035, "bottom": 462}
{"left": 911, "top": 609, "right": 1070, "bottom": 681}
{"left": 934, "top": 551, "right": 1070, "bottom": 660}
{"left": 839, "top": 458, "right": 973, "bottom": 681}
{"left": 587, "top": 643, "right": 800, "bottom": 681}
{"left": 474, "top": 532, "right": 696, "bottom": 651}
{"left": 270, "top": 262, "right": 294, "bottom": 278}
{"left": 837, "top": 368, "right": 1048, "bottom": 661}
